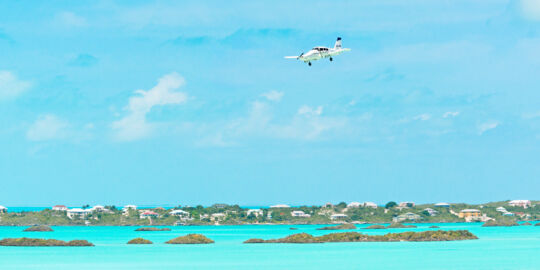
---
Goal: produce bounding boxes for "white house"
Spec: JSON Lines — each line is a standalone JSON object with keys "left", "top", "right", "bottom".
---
{"left": 123, "top": 205, "right": 137, "bottom": 211}
{"left": 330, "top": 213, "right": 348, "bottom": 220}
{"left": 434, "top": 202, "right": 450, "bottom": 208}
{"left": 508, "top": 200, "right": 532, "bottom": 208}
{"left": 496, "top": 207, "right": 507, "bottom": 212}
{"left": 139, "top": 210, "right": 159, "bottom": 219}
{"left": 363, "top": 202, "right": 378, "bottom": 208}
{"left": 347, "top": 202, "right": 362, "bottom": 208}
{"left": 169, "top": 209, "right": 190, "bottom": 217}
{"left": 423, "top": 208, "right": 438, "bottom": 216}
{"left": 502, "top": 212, "right": 515, "bottom": 216}
{"left": 246, "top": 209, "right": 264, "bottom": 217}
{"left": 91, "top": 205, "right": 106, "bottom": 212}
{"left": 398, "top": 202, "right": 415, "bottom": 208}
{"left": 291, "top": 210, "right": 311, "bottom": 218}
{"left": 211, "top": 213, "right": 226, "bottom": 221}
{"left": 52, "top": 205, "right": 68, "bottom": 211}
{"left": 393, "top": 212, "right": 421, "bottom": 222}
{"left": 0, "top": 205, "right": 7, "bottom": 214}
{"left": 270, "top": 204, "right": 290, "bottom": 208}
{"left": 67, "top": 208, "right": 90, "bottom": 219}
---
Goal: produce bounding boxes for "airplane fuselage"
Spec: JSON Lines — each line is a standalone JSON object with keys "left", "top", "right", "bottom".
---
{"left": 299, "top": 47, "right": 349, "bottom": 62}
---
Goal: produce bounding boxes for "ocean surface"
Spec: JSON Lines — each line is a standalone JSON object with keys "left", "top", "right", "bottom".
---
{"left": 0, "top": 222, "right": 538, "bottom": 269}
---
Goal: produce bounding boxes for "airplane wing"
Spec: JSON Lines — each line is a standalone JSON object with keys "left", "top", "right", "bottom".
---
{"left": 284, "top": 56, "right": 299, "bottom": 59}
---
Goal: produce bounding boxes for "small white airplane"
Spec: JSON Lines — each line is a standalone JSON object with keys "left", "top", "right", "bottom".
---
{"left": 285, "top": 37, "right": 351, "bottom": 66}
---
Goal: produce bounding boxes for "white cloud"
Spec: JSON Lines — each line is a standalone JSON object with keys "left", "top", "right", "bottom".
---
{"left": 478, "top": 121, "right": 499, "bottom": 135}
{"left": 261, "top": 90, "right": 284, "bottom": 102}
{"left": 0, "top": 71, "right": 31, "bottom": 101}
{"left": 26, "top": 114, "right": 68, "bottom": 141}
{"left": 55, "top": 12, "right": 87, "bottom": 27}
{"left": 112, "top": 72, "right": 187, "bottom": 141}
{"left": 443, "top": 111, "right": 460, "bottom": 118}
{"left": 521, "top": 0, "right": 540, "bottom": 20}
{"left": 413, "top": 113, "right": 431, "bottom": 121}
{"left": 192, "top": 101, "right": 345, "bottom": 146}
{"left": 275, "top": 114, "right": 345, "bottom": 140}
{"left": 297, "top": 105, "right": 323, "bottom": 117}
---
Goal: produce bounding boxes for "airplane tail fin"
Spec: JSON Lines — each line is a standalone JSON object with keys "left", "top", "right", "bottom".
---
{"left": 334, "top": 37, "right": 342, "bottom": 49}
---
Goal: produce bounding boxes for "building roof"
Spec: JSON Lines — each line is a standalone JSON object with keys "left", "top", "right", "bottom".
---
{"left": 0, "top": 205, "right": 7, "bottom": 210}
{"left": 363, "top": 202, "right": 378, "bottom": 207}
{"left": 141, "top": 211, "right": 158, "bottom": 215}
{"left": 434, "top": 202, "right": 450, "bottom": 206}
{"left": 401, "top": 212, "right": 420, "bottom": 216}
{"left": 460, "top": 209, "right": 480, "bottom": 213}
{"left": 67, "top": 208, "right": 89, "bottom": 213}
{"left": 347, "top": 202, "right": 362, "bottom": 207}
{"left": 509, "top": 200, "right": 531, "bottom": 204}
{"left": 170, "top": 209, "right": 189, "bottom": 214}
{"left": 270, "top": 204, "right": 290, "bottom": 208}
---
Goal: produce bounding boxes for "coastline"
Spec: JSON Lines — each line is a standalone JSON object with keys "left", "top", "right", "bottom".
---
{"left": 1, "top": 200, "right": 538, "bottom": 227}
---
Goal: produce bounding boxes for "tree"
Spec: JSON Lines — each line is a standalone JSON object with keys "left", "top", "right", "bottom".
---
{"left": 385, "top": 201, "right": 397, "bottom": 209}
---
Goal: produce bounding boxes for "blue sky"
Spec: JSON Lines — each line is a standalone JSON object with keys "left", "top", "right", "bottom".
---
{"left": 1, "top": 0, "right": 540, "bottom": 206}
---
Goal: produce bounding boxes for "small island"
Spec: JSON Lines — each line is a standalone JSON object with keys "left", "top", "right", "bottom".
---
{"left": 482, "top": 219, "right": 519, "bottom": 227}
{"left": 520, "top": 222, "right": 532, "bottom": 226}
{"left": 0, "top": 238, "right": 94, "bottom": 246}
{"left": 535, "top": 223, "right": 540, "bottom": 226}
{"left": 244, "top": 230, "right": 478, "bottom": 243}
{"left": 364, "top": 225, "right": 386, "bottom": 229}
{"left": 127, "top": 238, "right": 153, "bottom": 244}
{"left": 165, "top": 234, "right": 214, "bottom": 244}
{"left": 23, "top": 225, "right": 53, "bottom": 232}
{"left": 135, "top": 227, "right": 171, "bottom": 231}
{"left": 429, "top": 225, "right": 440, "bottom": 228}
{"left": 317, "top": 223, "right": 356, "bottom": 230}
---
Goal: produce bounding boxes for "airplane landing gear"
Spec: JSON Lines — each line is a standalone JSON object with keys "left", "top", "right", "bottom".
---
{"left": 329, "top": 57, "right": 333, "bottom": 61}
{"left": 308, "top": 62, "right": 312, "bottom": 66}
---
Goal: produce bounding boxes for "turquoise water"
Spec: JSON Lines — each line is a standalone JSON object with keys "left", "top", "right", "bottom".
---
{"left": 1, "top": 223, "right": 539, "bottom": 269}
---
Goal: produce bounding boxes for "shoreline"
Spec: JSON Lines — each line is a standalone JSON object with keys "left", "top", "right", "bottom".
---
{"left": 1, "top": 200, "right": 537, "bottom": 226}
